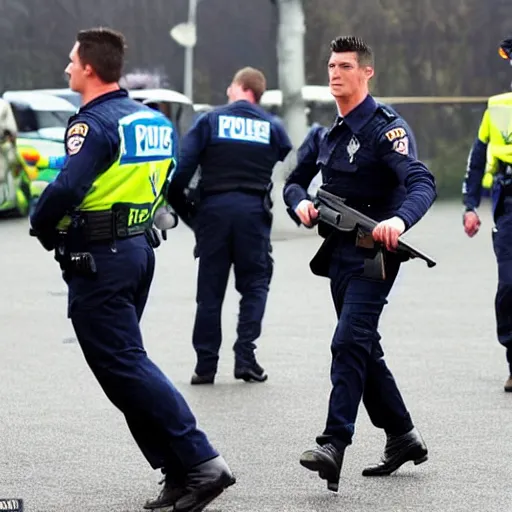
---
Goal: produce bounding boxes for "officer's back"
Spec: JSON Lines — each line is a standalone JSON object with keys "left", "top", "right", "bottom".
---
{"left": 167, "top": 66, "right": 293, "bottom": 385}
{"left": 196, "top": 99, "right": 290, "bottom": 195}
{"left": 59, "top": 90, "right": 174, "bottom": 257}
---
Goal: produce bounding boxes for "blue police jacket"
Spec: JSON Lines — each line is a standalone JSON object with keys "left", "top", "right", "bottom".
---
{"left": 283, "top": 94, "right": 436, "bottom": 230}
{"left": 30, "top": 89, "right": 178, "bottom": 248}
{"left": 167, "top": 99, "right": 292, "bottom": 225}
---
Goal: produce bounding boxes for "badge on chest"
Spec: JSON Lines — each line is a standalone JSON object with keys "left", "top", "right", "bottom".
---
{"left": 318, "top": 130, "right": 364, "bottom": 172}
{"left": 347, "top": 135, "right": 360, "bottom": 163}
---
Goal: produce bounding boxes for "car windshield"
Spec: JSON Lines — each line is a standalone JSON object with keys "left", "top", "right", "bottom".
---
{"left": 10, "top": 104, "right": 74, "bottom": 141}
{"left": 35, "top": 109, "right": 73, "bottom": 128}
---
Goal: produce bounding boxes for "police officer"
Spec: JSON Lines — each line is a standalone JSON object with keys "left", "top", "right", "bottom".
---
{"left": 282, "top": 36, "right": 437, "bottom": 492}
{"left": 463, "top": 37, "right": 512, "bottom": 393}
{"left": 167, "top": 67, "right": 292, "bottom": 385}
{"left": 29, "top": 28, "right": 235, "bottom": 512}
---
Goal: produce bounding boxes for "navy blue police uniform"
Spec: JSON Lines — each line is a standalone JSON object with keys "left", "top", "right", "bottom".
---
{"left": 297, "top": 123, "right": 329, "bottom": 173}
{"left": 283, "top": 94, "right": 436, "bottom": 489}
{"left": 167, "top": 99, "right": 292, "bottom": 383}
{"left": 29, "top": 89, "right": 227, "bottom": 505}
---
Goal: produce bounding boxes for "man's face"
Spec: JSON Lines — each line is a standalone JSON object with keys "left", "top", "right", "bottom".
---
{"left": 327, "top": 51, "right": 374, "bottom": 99}
{"left": 65, "top": 42, "right": 89, "bottom": 93}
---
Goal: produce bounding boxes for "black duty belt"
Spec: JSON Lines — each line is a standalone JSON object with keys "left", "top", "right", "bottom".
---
{"left": 73, "top": 205, "right": 151, "bottom": 242}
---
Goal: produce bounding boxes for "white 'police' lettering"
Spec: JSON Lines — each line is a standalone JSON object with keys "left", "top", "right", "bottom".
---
{"left": 134, "top": 124, "right": 173, "bottom": 157}
{"left": 218, "top": 115, "right": 270, "bottom": 144}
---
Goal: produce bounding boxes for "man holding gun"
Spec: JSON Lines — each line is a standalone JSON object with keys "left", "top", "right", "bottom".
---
{"left": 282, "top": 36, "right": 437, "bottom": 493}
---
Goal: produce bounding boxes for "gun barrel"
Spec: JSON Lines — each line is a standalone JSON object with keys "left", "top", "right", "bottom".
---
{"left": 316, "top": 188, "right": 437, "bottom": 269}
{"left": 396, "top": 239, "right": 437, "bottom": 268}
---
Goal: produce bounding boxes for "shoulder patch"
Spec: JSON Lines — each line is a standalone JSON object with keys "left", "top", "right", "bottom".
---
{"left": 67, "top": 122, "right": 89, "bottom": 138}
{"left": 391, "top": 136, "right": 409, "bottom": 155}
{"left": 384, "top": 127, "right": 407, "bottom": 141}
{"left": 66, "top": 122, "right": 89, "bottom": 155}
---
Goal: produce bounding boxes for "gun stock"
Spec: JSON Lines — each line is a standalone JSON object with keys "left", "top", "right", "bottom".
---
{"left": 315, "top": 188, "right": 436, "bottom": 269}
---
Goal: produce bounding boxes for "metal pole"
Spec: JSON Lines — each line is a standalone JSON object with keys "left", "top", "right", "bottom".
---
{"left": 184, "top": 0, "right": 198, "bottom": 102}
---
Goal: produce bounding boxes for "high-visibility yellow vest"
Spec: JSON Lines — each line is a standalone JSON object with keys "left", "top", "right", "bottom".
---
{"left": 478, "top": 92, "right": 512, "bottom": 188}
{"left": 58, "top": 110, "right": 175, "bottom": 232}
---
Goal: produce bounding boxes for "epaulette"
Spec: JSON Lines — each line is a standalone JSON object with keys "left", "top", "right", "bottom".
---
{"left": 376, "top": 104, "right": 398, "bottom": 121}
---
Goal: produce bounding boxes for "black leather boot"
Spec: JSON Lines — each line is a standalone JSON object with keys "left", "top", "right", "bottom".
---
{"left": 362, "top": 426, "right": 428, "bottom": 476}
{"left": 173, "top": 455, "right": 236, "bottom": 512}
{"left": 143, "top": 477, "right": 186, "bottom": 510}
{"left": 299, "top": 443, "right": 345, "bottom": 492}
{"left": 234, "top": 361, "right": 268, "bottom": 383}
{"left": 190, "top": 372, "right": 216, "bottom": 385}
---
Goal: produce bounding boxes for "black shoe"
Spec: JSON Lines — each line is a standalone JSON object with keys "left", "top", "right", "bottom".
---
{"left": 173, "top": 455, "right": 236, "bottom": 512}
{"left": 504, "top": 375, "right": 512, "bottom": 392}
{"left": 299, "top": 443, "right": 345, "bottom": 492}
{"left": 190, "top": 372, "right": 216, "bottom": 385}
{"left": 143, "top": 477, "right": 187, "bottom": 510}
{"left": 234, "top": 359, "right": 268, "bottom": 382}
{"left": 234, "top": 365, "right": 268, "bottom": 383}
{"left": 362, "top": 427, "right": 428, "bottom": 476}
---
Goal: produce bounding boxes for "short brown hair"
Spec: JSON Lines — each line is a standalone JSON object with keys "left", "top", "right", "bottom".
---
{"left": 330, "top": 36, "right": 374, "bottom": 67}
{"left": 77, "top": 27, "right": 127, "bottom": 84}
{"left": 232, "top": 67, "right": 267, "bottom": 103}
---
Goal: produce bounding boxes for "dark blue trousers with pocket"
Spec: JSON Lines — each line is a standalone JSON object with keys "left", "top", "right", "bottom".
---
{"left": 192, "top": 191, "right": 273, "bottom": 376}
{"left": 66, "top": 234, "right": 217, "bottom": 483}
{"left": 318, "top": 235, "right": 414, "bottom": 449}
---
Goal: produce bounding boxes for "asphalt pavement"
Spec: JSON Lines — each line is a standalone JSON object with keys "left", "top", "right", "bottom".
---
{"left": 0, "top": 199, "right": 510, "bottom": 512}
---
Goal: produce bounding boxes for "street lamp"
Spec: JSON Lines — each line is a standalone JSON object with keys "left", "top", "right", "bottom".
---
{"left": 170, "top": 0, "right": 199, "bottom": 102}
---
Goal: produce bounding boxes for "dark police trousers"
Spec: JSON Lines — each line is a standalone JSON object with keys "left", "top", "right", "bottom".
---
{"left": 321, "top": 234, "right": 413, "bottom": 447}
{"left": 492, "top": 196, "right": 512, "bottom": 374}
{"left": 192, "top": 191, "right": 273, "bottom": 375}
{"left": 65, "top": 234, "right": 217, "bottom": 481}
